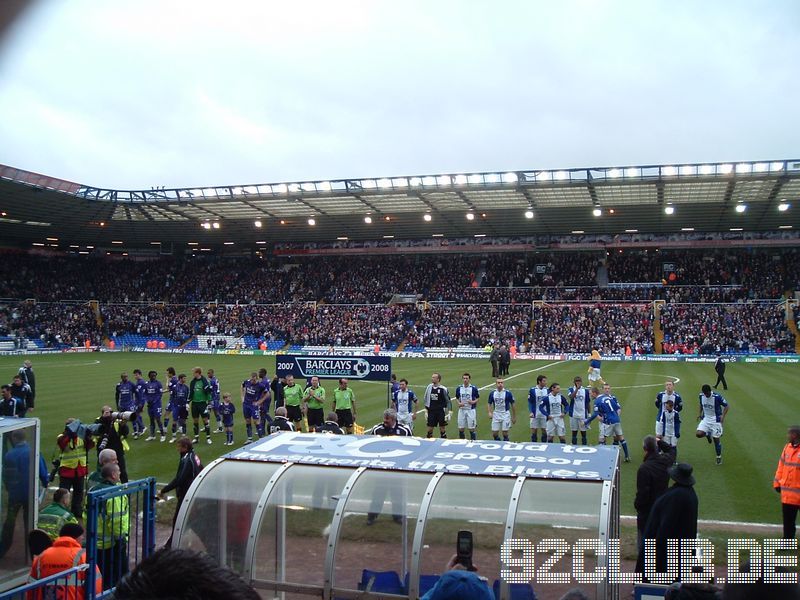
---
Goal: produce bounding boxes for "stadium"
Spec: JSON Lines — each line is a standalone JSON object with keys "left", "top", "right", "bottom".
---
{"left": 0, "top": 156, "right": 799, "bottom": 600}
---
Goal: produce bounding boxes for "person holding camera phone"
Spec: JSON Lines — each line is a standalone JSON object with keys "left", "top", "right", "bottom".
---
{"left": 420, "top": 532, "right": 493, "bottom": 600}
{"left": 93, "top": 406, "right": 131, "bottom": 483}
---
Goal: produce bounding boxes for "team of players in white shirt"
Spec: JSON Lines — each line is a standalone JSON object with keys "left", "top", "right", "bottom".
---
{"left": 391, "top": 370, "right": 730, "bottom": 464}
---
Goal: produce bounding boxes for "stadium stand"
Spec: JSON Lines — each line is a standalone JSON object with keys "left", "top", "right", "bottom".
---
{"left": 0, "top": 244, "right": 797, "bottom": 353}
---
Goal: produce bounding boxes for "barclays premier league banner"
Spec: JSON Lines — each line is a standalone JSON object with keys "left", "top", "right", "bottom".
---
{"left": 275, "top": 354, "right": 392, "bottom": 381}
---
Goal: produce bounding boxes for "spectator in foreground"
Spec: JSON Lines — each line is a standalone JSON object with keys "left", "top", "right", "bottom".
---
{"left": 641, "top": 463, "right": 699, "bottom": 579}
{"left": 112, "top": 548, "right": 260, "bottom": 600}
{"left": 421, "top": 555, "right": 493, "bottom": 600}
{"left": 28, "top": 523, "right": 103, "bottom": 599}
{"left": 773, "top": 425, "right": 800, "bottom": 539}
{"left": 634, "top": 436, "right": 677, "bottom": 573}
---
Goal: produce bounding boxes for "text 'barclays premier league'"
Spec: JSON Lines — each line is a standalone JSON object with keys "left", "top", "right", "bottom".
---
{"left": 501, "top": 538, "right": 799, "bottom": 585}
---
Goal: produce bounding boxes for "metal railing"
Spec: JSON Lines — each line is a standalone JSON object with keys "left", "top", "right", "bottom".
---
{"left": 0, "top": 564, "right": 90, "bottom": 600}
{"left": 84, "top": 478, "right": 156, "bottom": 598}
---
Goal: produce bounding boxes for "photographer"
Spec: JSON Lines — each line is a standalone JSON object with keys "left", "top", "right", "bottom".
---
{"left": 93, "top": 406, "right": 131, "bottom": 483}
{"left": 56, "top": 418, "right": 96, "bottom": 518}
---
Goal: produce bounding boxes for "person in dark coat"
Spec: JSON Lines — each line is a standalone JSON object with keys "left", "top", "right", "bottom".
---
{"left": 634, "top": 436, "right": 678, "bottom": 573}
{"left": 158, "top": 437, "right": 203, "bottom": 548}
{"left": 498, "top": 344, "right": 510, "bottom": 376}
{"left": 713, "top": 355, "right": 727, "bottom": 390}
{"left": 641, "top": 463, "right": 699, "bottom": 580}
{"left": 489, "top": 344, "right": 500, "bottom": 379}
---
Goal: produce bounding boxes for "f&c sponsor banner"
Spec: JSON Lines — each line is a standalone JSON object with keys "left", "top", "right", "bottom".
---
{"left": 228, "top": 432, "right": 618, "bottom": 481}
{"left": 275, "top": 354, "right": 392, "bottom": 381}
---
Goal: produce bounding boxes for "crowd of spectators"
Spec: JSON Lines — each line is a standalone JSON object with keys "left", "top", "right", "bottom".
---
{"left": 0, "top": 247, "right": 797, "bottom": 353}
{"left": 660, "top": 303, "right": 795, "bottom": 354}
{"left": 0, "top": 301, "right": 101, "bottom": 347}
{"left": 405, "top": 304, "right": 532, "bottom": 348}
{"left": 531, "top": 304, "right": 654, "bottom": 354}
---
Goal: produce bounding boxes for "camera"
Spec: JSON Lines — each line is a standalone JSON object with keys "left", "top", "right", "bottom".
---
{"left": 110, "top": 411, "right": 133, "bottom": 421}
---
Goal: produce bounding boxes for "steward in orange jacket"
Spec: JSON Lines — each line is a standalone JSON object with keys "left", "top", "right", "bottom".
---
{"left": 27, "top": 524, "right": 102, "bottom": 600}
{"left": 773, "top": 425, "right": 800, "bottom": 539}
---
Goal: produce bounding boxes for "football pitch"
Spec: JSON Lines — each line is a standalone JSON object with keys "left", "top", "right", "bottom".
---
{"left": 6, "top": 352, "right": 796, "bottom": 527}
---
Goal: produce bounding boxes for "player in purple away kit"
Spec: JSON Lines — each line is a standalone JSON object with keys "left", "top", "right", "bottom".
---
{"left": 241, "top": 372, "right": 267, "bottom": 443}
{"left": 169, "top": 374, "right": 190, "bottom": 442}
{"left": 132, "top": 369, "right": 147, "bottom": 439}
{"left": 163, "top": 367, "right": 178, "bottom": 436}
{"left": 143, "top": 370, "right": 167, "bottom": 442}
{"left": 207, "top": 368, "right": 223, "bottom": 433}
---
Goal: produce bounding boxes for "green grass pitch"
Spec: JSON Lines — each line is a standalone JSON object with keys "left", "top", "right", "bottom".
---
{"left": 5, "top": 352, "right": 795, "bottom": 526}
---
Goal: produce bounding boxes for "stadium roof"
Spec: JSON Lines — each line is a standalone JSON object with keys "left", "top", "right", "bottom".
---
{"left": 0, "top": 159, "right": 799, "bottom": 251}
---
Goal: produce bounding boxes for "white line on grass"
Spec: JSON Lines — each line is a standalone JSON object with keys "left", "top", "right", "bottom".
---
{"left": 621, "top": 514, "right": 781, "bottom": 531}
{"left": 476, "top": 360, "right": 569, "bottom": 391}
{"left": 43, "top": 359, "right": 102, "bottom": 368}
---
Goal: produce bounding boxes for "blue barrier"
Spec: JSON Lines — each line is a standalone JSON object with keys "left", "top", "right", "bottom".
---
{"left": 0, "top": 564, "right": 89, "bottom": 600}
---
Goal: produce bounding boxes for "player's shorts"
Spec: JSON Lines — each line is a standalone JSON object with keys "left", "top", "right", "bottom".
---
{"left": 222, "top": 416, "right": 234, "bottom": 428}
{"left": 286, "top": 404, "right": 303, "bottom": 423}
{"left": 457, "top": 408, "right": 476, "bottom": 429}
{"left": 491, "top": 411, "right": 512, "bottom": 432}
{"left": 696, "top": 419, "right": 722, "bottom": 438}
{"left": 307, "top": 407, "right": 324, "bottom": 429}
{"left": 147, "top": 405, "right": 162, "bottom": 418}
{"left": 243, "top": 403, "right": 260, "bottom": 421}
{"left": 397, "top": 412, "right": 414, "bottom": 429}
{"left": 570, "top": 416, "right": 589, "bottom": 432}
{"left": 603, "top": 422, "right": 623, "bottom": 438}
{"left": 191, "top": 402, "right": 209, "bottom": 419}
{"left": 427, "top": 407, "right": 447, "bottom": 428}
{"left": 660, "top": 434, "right": 678, "bottom": 447}
{"left": 588, "top": 367, "right": 601, "bottom": 382}
{"left": 529, "top": 416, "right": 547, "bottom": 429}
{"left": 546, "top": 416, "right": 566, "bottom": 438}
{"left": 336, "top": 408, "right": 354, "bottom": 428}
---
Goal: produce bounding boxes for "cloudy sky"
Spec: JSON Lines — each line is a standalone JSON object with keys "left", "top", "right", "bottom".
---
{"left": 0, "top": 0, "right": 797, "bottom": 189}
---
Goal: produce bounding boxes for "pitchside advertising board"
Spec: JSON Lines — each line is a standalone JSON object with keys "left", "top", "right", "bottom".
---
{"left": 227, "top": 432, "right": 618, "bottom": 480}
{"left": 275, "top": 354, "right": 392, "bottom": 381}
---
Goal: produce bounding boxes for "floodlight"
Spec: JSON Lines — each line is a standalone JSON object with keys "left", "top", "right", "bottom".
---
{"left": 554, "top": 171, "right": 569, "bottom": 181}
{"left": 409, "top": 177, "right": 423, "bottom": 186}
{"left": 423, "top": 214, "right": 432, "bottom": 222}
{"left": 778, "top": 203, "right": 790, "bottom": 212}
{"left": 625, "top": 168, "right": 638, "bottom": 178}
{"left": 212, "top": 222, "right": 220, "bottom": 229}
{"left": 719, "top": 164, "right": 733, "bottom": 174}
{"left": 663, "top": 166, "right": 677, "bottom": 176}
{"left": 735, "top": 163, "right": 751, "bottom": 173}
{"left": 318, "top": 181, "right": 332, "bottom": 192}
{"left": 735, "top": 204, "right": 747, "bottom": 213}
{"left": 486, "top": 174, "right": 499, "bottom": 184}
{"left": 466, "top": 213, "right": 475, "bottom": 221}
{"left": 364, "top": 216, "right": 373, "bottom": 224}
{"left": 378, "top": 178, "right": 392, "bottom": 189}
{"left": 607, "top": 169, "right": 621, "bottom": 179}
{"left": 422, "top": 176, "right": 437, "bottom": 186}
{"left": 664, "top": 206, "right": 675, "bottom": 215}
{"left": 224, "top": 242, "right": 234, "bottom": 245}
{"left": 524, "top": 210, "right": 534, "bottom": 219}
{"left": 592, "top": 208, "right": 602, "bottom": 217}
{"left": 454, "top": 174, "right": 468, "bottom": 185}
{"left": 537, "top": 171, "right": 551, "bottom": 181}
{"left": 254, "top": 220, "right": 262, "bottom": 228}
{"left": 272, "top": 184, "right": 288, "bottom": 194}
{"left": 779, "top": 225, "right": 793, "bottom": 229}
{"left": 437, "top": 175, "right": 451, "bottom": 186}
{"left": 699, "top": 165, "right": 714, "bottom": 175}
{"left": 679, "top": 165, "right": 694, "bottom": 176}
{"left": 308, "top": 218, "right": 316, "bottom": 226}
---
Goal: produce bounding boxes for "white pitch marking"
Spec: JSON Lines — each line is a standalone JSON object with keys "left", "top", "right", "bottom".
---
{"left": 621, "top": 514, "right": 781, "bottom": 531}
{"left": 43, "top": 360, "right": 102, "bottom": 368}
{"left": 476, "top": 360, "right": 569, "bottom": 391}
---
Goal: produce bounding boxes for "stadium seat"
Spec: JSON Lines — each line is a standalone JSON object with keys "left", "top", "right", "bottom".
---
{"left": 492, "top": 579, "right": 537, "bottom": 600}
{"left": 404, "top": 572, "right": 440, "bottom": 596}
{"left": 358, "top": 569, "right": 405, "bottom": 594}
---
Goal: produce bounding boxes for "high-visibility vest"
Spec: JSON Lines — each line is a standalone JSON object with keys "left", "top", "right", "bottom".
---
{"left": 37, "top": 503, "right": 79, "bottom": 541}
{"left": 774, "top": 442, "right": 800, "bottom": 506}
{"left": 28, "top": 536, "right": 103, "bottom": 600}
{"left": 59, "top": 436, "right": 87, "bottom": 470}
{"left": 96, "top": 491, "right": 130, "bottom": 550}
